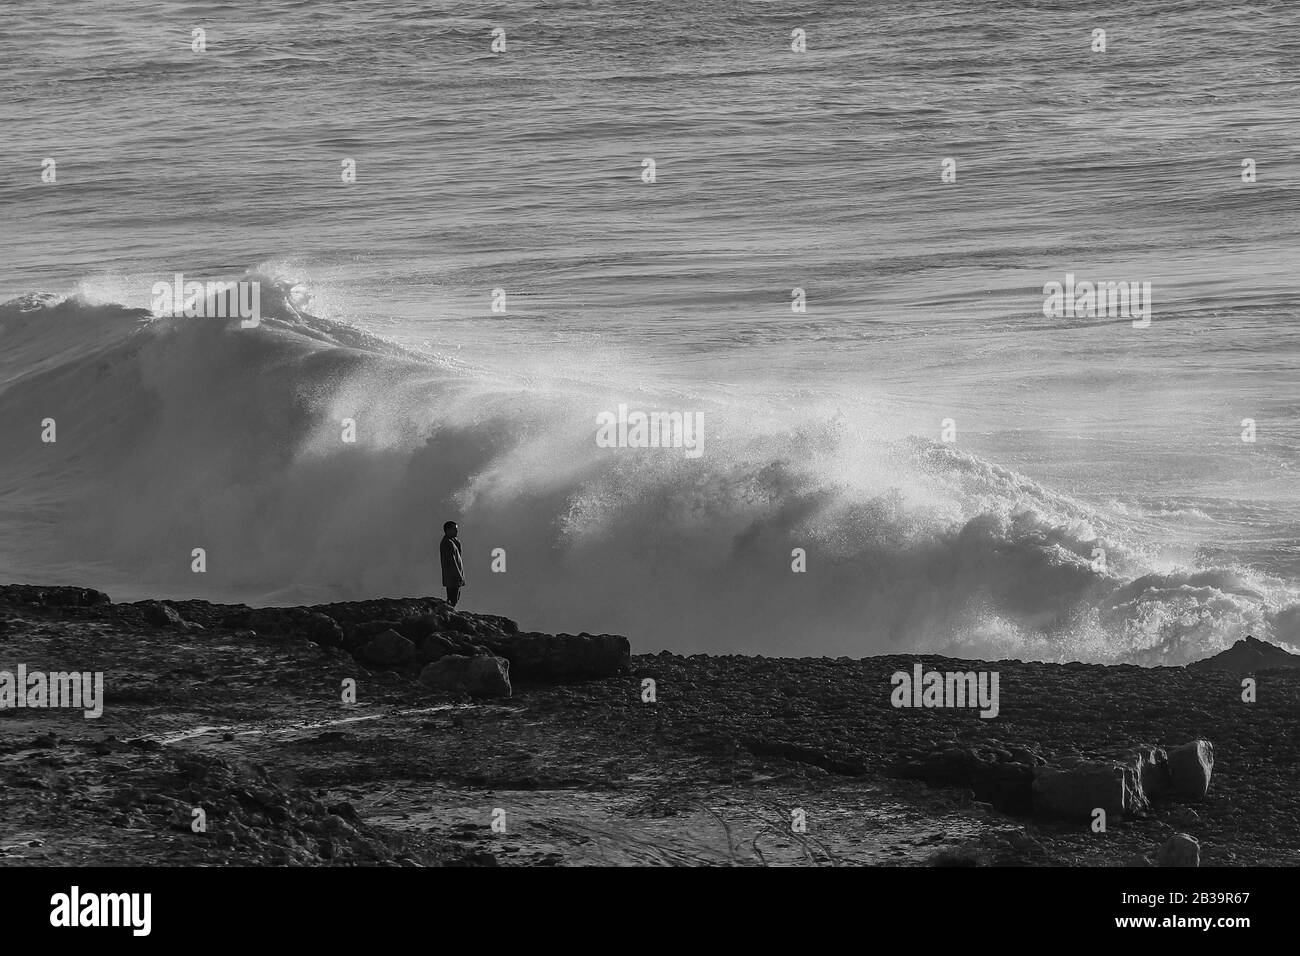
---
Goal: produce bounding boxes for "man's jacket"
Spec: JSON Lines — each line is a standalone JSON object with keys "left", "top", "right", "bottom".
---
{"left": 440, "top": 535, "right": 465, "bottom": 588}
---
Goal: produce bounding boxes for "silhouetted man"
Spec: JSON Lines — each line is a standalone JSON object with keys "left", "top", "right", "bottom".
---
{"left": 440, "top": 520, "right": 465, "bottom": 607}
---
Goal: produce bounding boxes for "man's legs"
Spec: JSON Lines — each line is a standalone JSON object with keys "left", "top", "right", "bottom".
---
{"left": 446, "top": 586, "right": 460, "bottom": 608}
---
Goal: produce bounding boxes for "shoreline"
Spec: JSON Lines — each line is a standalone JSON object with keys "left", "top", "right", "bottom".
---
{"left": 1, "top": 583, "right": 1297, "bottom": 867}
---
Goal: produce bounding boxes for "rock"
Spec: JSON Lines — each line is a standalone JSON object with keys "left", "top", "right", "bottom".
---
{"left": 355, "top": 630, "right": 419, "bottom": 666}
{"left": 210, "top": 599, "right": 615, "bottom": 683}
{"left": 309, "top": 598, "right": 449, "bottom": 633}
{"left": 1129, "top": 745, "right": 1170, "bottom": 801}
{"left": 418, "top": 654, "right": 512, "bottom": 698}
{"left": 1032, "top": 761, "right": 1146, "bottom": 820}
{"left": 340, "top": 616, "right": 405, "bottom": 655}
{"left": 345, "top": 620, "right": 404, "bottom": 650}
{"left": 298, "top": 612, "right": 343, "bottom": 647}
{"left": 398, "top": 614, "right": 441, "bottom": 642}
{"left": 1188, "top": 635, "right": 1300, "bottom": 674}
{"left": 889, "top": 746, "right": 1034, "bottom": 814}
{"left": 476, "top": 631, "right": 630, "bottom": 682}
{"left": 142, "top": 602, "right": 184, "bottom": 627}
{"left": 416, "top": 633, "right": 459, "bottom": 663}
{"left": 474, "top": 613, "right": 518, "bottom": 635}
{"left": 322, "top": 815, "right": 356, "bottom": 836}
{"left": 746, "top": 737, "right": 867, "bottom": 776}
{"left": 327, "top": 802, "right": 362, "bottom": 825}
{"left": 244, "top": 607, "right": 305, "bottom": 634}
{"left": 444, "top": 615, "right": 478, "bottom": 636}
{"left": 0, "top": 585, "right": 110, "bottom": 607}
{"left": 1166, "top": 740, "right": 1213, "bottom": 800}
{"left": 1008, "top": 746, "right": 1046, "bottom": 767}
{"left": 1009, "top": 831, "right": 1038, "bottom": 850}
{"left": 1157, "top": 833, "right": 1200, "bottom": 867}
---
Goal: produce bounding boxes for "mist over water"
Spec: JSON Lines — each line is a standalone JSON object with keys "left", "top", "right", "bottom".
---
{"left": 1, "top": 1, "right": 1298, "bottom": 663}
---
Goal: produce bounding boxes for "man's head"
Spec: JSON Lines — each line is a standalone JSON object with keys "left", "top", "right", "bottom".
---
{"left": 443, "top": 520, "right": 458, "bottom": 538}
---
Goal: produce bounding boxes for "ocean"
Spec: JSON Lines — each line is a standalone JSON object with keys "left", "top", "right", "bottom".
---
{"left": 1, "top": 0, "right": 1297, "bottom": 664}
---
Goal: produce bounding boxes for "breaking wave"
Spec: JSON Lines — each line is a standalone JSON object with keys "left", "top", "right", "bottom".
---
{"left": 2, "top": 272, "right": 1296, "bottom": 665}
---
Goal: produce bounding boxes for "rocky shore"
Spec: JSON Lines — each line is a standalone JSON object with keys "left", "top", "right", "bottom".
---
{"left": 1, "top": 584, "right": 1297, "bottom": 866}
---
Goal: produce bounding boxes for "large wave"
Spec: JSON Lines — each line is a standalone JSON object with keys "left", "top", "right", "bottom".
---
{"left": 2, "top": 273, "right": 1296, "bottom": 665}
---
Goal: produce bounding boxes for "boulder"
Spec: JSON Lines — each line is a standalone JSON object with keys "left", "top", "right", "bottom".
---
{"left": 1131, "top": 745, "right": 1170, "bottom": 801}
{"left": 476, "top": 631, "right": 630, "bottom": 682}
{"left": 473, "top": 613, "right": 519, "bottom": 636}
{"left": 343, "top": 620, "right": 403, "bottom": 650}
{"left": 890, "top": 745, "right": 1035, "bottom": 814}
{"left": 443, "top": 614, "right": 479, "bottom": 637}
{"left": 1027, "top": 742, "right": 1211, "bottom": 819}
{"left": 398, "top": 610, "right": 511, "bottom": 643}
{"left": 1166, "top": 740, "right": 1213, "bottom": 800}
{"left": 355, "top": 630, "right": 419, "bottom": 667}
{"left": 1111, "top": 744, "right": 1170, "bottom": 802}
{"left": 418, "top": 654, "right": 511, "bottom": 698}
{"left": 142, "top": 602, "right": 184, "bottom": 627}
{"left": 417, "top": 633, "right": 460, "bottom": 663}
{"left": 1157, "top": 833, "right": 1200, "bottom": 867}
{"left": 1032, "top": 761, "right": 1146, "bottom": 820}
{"left": 298, "top": 612, "right": 343, "bottom": 647}
{"left": 398, "top": 614, "right": 441, "bottom": 642}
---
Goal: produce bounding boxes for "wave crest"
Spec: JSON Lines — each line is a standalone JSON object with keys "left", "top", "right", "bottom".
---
{"left": 1, "top": 279, "right": 1296, "bottom": 664}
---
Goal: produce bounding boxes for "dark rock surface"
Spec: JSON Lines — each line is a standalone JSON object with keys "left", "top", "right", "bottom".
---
{"left": 1, "top": 583, "right": 1297, "bottom": 866}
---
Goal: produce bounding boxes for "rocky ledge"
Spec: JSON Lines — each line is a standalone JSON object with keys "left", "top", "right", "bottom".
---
{"left": 137, "top": 592, "right": 631, "bottom": 696}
